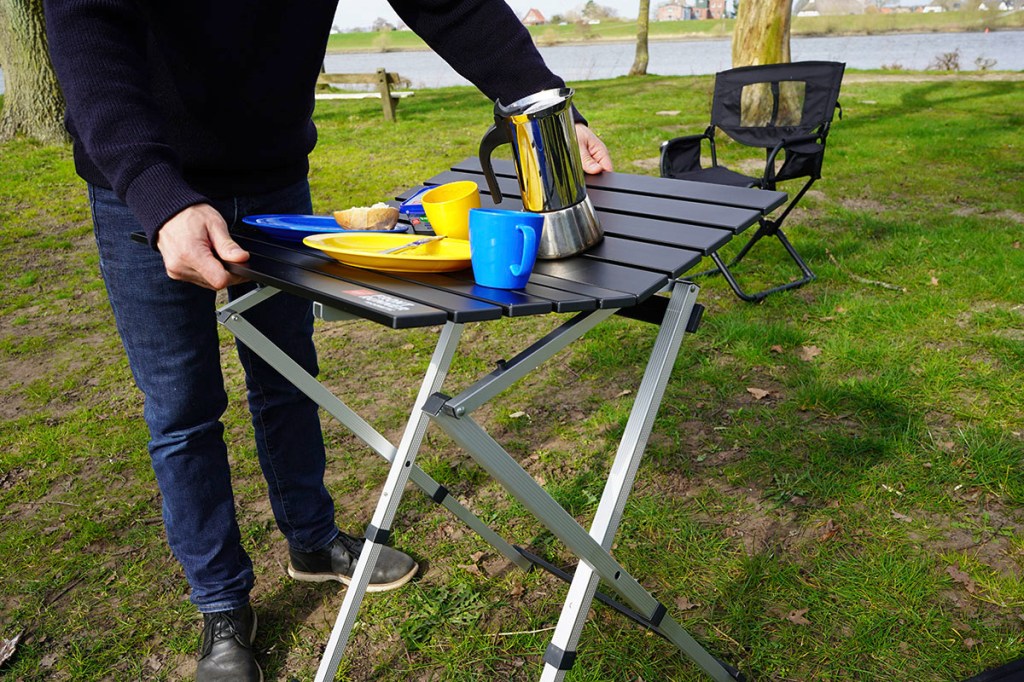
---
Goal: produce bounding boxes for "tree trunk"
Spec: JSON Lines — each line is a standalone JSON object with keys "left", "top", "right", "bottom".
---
{"left": 0, "top": 0, "right": 67, "bottom": 143}
{"left": 628, "top": 0, "right": 650, "bottom": 76}
{"left": 731, "top": 0, "right": 791, "bottom": 68}
{"left": 730, "top": 0, "right": 793, "bottom": 126}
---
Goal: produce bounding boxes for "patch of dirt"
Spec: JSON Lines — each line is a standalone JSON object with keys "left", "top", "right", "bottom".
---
{"left": 839, "top": 197, "right": 891, "bottom": 214}
{"left": 995, "top": 210, "right": 1024, "bottom": 224}
{"left": 630, "top": 157, "right": 661, "bottom": 172}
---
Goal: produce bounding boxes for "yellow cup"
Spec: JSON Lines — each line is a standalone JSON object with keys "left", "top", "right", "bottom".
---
{"left": 421, "top": 181, "right": 480, "bottom": 240}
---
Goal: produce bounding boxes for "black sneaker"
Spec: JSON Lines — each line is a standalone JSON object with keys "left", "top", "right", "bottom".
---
{"left": 196, "top": 605, "right": 262, "bottom": 682}
{"left": 287, "top": 532, "right": 418, "bottom": 592}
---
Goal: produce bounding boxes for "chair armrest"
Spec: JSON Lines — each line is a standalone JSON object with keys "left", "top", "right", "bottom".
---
{"left": 660, "top": 129, "right": 715, "bottom": 178}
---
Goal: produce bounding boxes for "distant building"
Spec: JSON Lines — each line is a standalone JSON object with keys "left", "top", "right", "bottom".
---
{"left": 656, "top": 0, "right": 726, "bottom": 19}
{"left": 796, "top": 0, "right": 865, "bottom": 14}
{"left": 656, "top": 0, "right": 686, "bottom": 20}
{"left": 522, "top": 8, "right": 546, "bottom": 25}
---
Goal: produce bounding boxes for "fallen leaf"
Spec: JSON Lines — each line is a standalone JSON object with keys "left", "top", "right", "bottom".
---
{"left": 470, "top": 551, "right": 486, "bottom": 562}
{"left": 509, "top": 582, "right": 526, "bottom": 598}
{"left": 797, "top": 345, "right": 822, "bottom": 362}
{"left": 0, "top": 632, "right": 20, "bottom": 666}
{"left": 937, "top": 440, "right": 956, "bottom": 452}
{"left": 458, "top": 563, "right": 482, "bottom": 576}
{"left": 963, "top": 638, "right": 978, "bottom": 649}
{"left": 746, "top": 387, "right": 771, "bottom": 400}
{"left": 946, "top": 565, "right": 977, "bottom": 594}
{"left": 929, "top": 276, "right": 940, "bottom": 286}
{"left": 509, "top": 411, "right": 528, "bottom": 419}
{"left": 675, "top": 596, "right": 699, "bottom": 611}
{"left": 770, "top": 345, "right": 784, "bottom": 354}
{"left": 785, "top": 608, "right": 811, "bottom": 625}
{"left": 1014, "top": 241, "right": 1021, "bottom": 249}
{"left": 835, "top": 306, "right": 847, "bottom": 314}
{"left": 892, "top": 511, "right": 913, "bottom": 523}
{"left": 616, "top": 389, "right": 633, "bottom": 398}
{"left": 40, "top": 652, "right": 58, "bottom": 668}
{"left": 401, "top": 343, "right": 415, "bottom": 350}
{"left": 818, "top": 519, "right": 840, "bottom": 542}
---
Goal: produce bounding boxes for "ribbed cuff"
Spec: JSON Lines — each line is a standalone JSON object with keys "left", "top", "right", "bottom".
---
{"left": 122, "top": 163, "right": 209, "bottom": 249}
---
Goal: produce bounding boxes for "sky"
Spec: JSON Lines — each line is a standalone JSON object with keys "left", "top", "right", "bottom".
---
{"left": 332, "top": 0, "right": 644, "bottom": 31}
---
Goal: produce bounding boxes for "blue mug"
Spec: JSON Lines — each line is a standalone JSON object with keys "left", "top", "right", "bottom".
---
{"left": 469, "top": 208, "right": 544, "bottom": 290}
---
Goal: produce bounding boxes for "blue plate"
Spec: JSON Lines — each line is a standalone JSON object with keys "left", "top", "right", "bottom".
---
{"left": 242, "top": 214, "right": 409, "bottom": 242}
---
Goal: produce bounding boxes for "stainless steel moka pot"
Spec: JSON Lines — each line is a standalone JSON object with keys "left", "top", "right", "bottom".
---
{"left": 478, "top": 88, "right": 602, "bottom": 259}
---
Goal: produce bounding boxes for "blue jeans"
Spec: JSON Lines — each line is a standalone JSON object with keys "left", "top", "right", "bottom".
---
{"left": 89, "top": 180, "right": 339, "bottom": 613}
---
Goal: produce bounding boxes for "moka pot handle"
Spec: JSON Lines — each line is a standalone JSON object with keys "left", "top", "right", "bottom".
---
{"left": 477, "top": 123, "right": 508, "bottom": 204}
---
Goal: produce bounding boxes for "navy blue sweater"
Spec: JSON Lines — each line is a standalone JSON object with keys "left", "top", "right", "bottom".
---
{"left": 44, "top": 0, "right": 569, "bottom": 246}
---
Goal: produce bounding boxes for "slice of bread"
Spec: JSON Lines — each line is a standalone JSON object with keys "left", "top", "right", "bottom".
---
{"left": 333, "top": 203, "right": 400, "bottom": 230}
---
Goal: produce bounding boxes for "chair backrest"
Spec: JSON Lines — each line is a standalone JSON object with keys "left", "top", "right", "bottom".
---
{"left": 711, "top": 61, "right": 845, "bottom": 149}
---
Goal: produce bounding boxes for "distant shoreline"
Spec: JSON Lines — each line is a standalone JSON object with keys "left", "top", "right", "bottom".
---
{"left": 325, "top": 16, "right": 1024, "bottom": 54}
{"left": 326, "top": 26, "right": 1021, "bottom": 54}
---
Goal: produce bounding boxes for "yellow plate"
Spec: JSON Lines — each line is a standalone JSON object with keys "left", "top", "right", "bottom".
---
{"left": 303, "top": 233, "right": 472, "bottom": 273}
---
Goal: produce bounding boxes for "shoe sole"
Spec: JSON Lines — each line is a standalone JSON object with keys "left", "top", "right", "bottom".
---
{"left": 287, "top": 561, "right": 419, "bottom": 593}
{"left": 250, "top": 609, "right": 265, "bottom": 682}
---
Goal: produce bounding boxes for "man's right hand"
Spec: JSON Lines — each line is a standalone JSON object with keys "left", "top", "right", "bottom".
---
{"left": 156, "top": 204, "right": 250, "bottom": 290}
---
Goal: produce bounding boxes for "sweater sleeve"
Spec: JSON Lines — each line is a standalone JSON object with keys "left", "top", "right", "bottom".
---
{"left": 43, "top": 0, "right": 208, "bottom": 247}
{"left": 386, "top": 0, "right": 586, "bottom": 122}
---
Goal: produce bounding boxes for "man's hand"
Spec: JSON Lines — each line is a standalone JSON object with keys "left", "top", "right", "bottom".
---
{"left": 575, "top": 123, "right": 614, "bottom": 175}
{"left": 156, "top": 203, "right": 250, "bottom": 290}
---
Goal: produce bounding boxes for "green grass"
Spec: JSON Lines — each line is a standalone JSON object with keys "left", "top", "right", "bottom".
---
{"left": 1, "top": 72, "right": 1023, "bottom": 680}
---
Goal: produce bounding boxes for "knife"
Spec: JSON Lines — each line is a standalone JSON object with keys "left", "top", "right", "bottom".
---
{"left": 378, "top": 234, "right": 447, "bottom": 255}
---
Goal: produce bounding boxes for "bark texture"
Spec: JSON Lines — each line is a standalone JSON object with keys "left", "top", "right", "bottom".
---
{"left": 0, "top": 0, "right": 68, "bottom": 143}
{"left": 731, "top": 0, "right": 792, "bottom": 68}
{"left": 730, "top": 0, "right": 794, "bottom": 125}
{"left": 628, "top": 0, "right": 651, "bottom": 76}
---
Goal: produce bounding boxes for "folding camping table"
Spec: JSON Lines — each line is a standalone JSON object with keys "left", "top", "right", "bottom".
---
{"left": 214, "top": 158, "right": 786, "bottom": 681}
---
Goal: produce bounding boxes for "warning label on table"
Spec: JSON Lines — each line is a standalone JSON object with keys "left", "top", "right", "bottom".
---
{"left": 343, "top": 289, "right": 416, "bottom": 313}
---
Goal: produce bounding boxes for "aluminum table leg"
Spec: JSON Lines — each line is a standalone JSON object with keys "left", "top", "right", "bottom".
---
{"left": 218, "top": 291, "right": 528, "bottom": 572}
{"left": 313, "top": 321, "right": 464, "bottom": 682}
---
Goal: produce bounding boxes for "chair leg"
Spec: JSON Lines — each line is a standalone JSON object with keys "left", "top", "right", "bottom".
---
{"left": 708, "top": 228, "right": 816, "bottom": 303}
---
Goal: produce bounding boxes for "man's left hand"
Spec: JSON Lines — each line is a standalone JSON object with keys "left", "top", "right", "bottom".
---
{"left": 575, "top": 123, "right": 614, "bottom": 174}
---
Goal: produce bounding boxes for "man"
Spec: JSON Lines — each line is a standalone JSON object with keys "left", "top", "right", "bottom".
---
{"left": 44, "top": 1, "right": 613, "bottom": 679}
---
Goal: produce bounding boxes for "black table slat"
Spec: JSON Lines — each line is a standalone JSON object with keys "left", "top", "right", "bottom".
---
{"left": 451, "top": 156, "right": 787, "bottom": 214}
{"left": 420, "top": 170, "right": 761, "bottom": 235}
{"left": 525, "top": 273, "right": 636, "bottom": 309}
{"left": 586, "top": 187, "right": 761, "bottom": 233}
{"left": 228, "top": 253, "right": 448, "bottom": 329}
{"left": 400, "top": 182, "right": 735, "bottom": 255}
{"left": 235, "top": 234, "right": 503, "bottom": 323}
{"left": 596, "top": 213, "right": 732, "bottom": 255}
{"left": 444, "top": 272, "right": 599, "bottom": 313}
{"left": 582, "top": 237, "right": 703, "bottom": 278}
{"left": 376, "top": 271, "right": 555, "bottom": 317}
{"left": 533, "top": 258, "right": 668, "bottom": 304}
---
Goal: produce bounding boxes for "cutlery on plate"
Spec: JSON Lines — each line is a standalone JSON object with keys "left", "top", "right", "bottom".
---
{"left": 378, "top": 235, "right": 446, "bottom": 255}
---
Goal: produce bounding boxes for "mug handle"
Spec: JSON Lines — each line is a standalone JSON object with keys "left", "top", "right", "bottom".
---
{"left": 510, "top": 224, "right": 538, "bottom": 278}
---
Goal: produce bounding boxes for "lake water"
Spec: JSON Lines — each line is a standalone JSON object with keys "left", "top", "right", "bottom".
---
{"left": 324, "top": 30, "right": 1024, "bottom": 89}
{"left": 1, "top": 30, "right": 1020, "bottom": 95}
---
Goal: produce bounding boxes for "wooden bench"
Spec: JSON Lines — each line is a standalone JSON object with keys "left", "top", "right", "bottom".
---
{"left": 314, "top": 68, "right": 414, "bottom": 122}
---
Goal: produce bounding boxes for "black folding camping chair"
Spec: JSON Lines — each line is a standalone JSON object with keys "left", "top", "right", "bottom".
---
{"left": 660, "top": 61, "right": 845, "bottom": 302}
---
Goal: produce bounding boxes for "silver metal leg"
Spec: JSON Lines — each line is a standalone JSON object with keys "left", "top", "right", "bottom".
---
{"left": 220, "top": 285, "right": 738, "bottom": 680}
{"left": 429, "top": 283, "right": 738, "bottom": 681}
{"left": 218, "top": 290, "right": 529, "bottom": 571}
{"left": 538, "top": 282, "right": 734, "bottom": 682}
{"left": 314, "top": 320, "right": 463, "bottom": 682}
